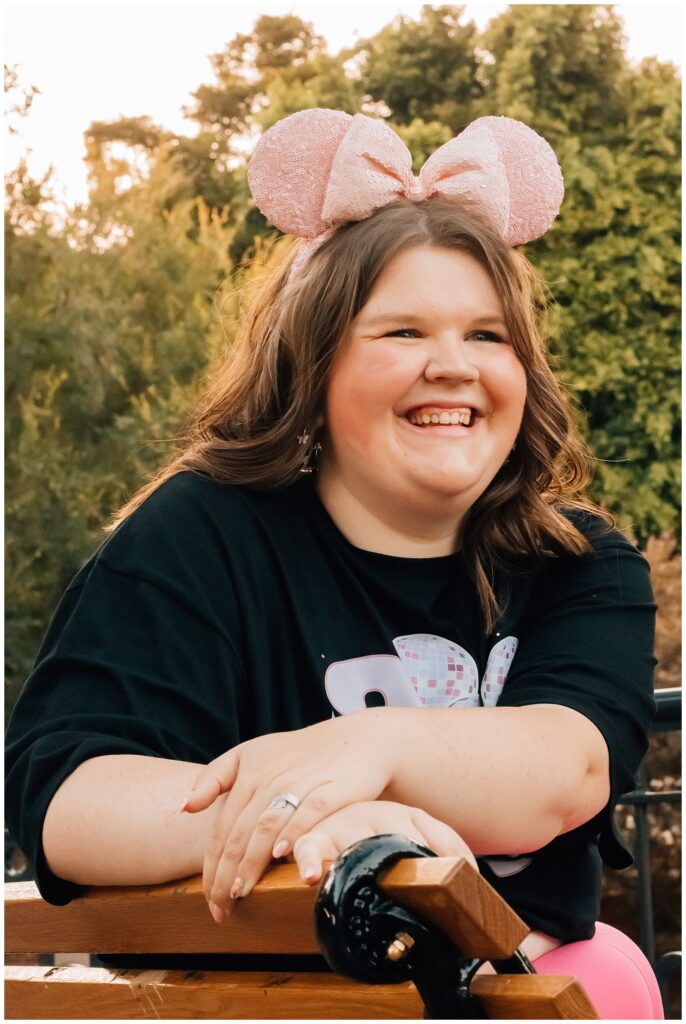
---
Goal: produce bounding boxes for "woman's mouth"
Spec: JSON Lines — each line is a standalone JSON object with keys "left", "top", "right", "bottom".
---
{"left": 404, "top": 405, "right": 479, "bottom": 430}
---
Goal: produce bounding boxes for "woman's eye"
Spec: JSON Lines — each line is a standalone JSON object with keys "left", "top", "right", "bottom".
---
{"left": 384, "top": 328, "right": 507, "bottom": 343}
{"left": 470, "top": 330, "right": 503, "bottom": 343}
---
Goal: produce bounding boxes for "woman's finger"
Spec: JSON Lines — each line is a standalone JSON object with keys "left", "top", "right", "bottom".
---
{"left": 222, "top": 773, "right": 323, "bottom": 902}
{"left": 292, "top": 815, "right": 426, "bottom": 886}
{"left": 202, "top": 776, "right": 258, "bottom": 915}
{"left": 181, "top": 748, "right": 240, "bottom": 813}
{"left": 222, "top": 801, "right": 299, "bottom": 902}
{"left": 268, "top": 778, "right": 369, "bottom": 860}
{"left": 291, "top": 831, "right": 340, "bottom": 884}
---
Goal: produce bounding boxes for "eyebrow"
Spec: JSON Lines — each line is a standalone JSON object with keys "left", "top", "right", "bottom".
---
{"left": 359, "top": 312, "right": 509, "bottom": 330}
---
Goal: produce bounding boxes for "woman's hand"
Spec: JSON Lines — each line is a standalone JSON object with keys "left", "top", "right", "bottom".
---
{"left": 181, "top": 709, "right": 404, "bottom": 922}
{"left": 288, "top": 800, "right": 478, "bottom": 888}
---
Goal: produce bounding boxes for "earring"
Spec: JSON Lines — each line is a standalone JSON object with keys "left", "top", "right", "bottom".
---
{"left": 297, "top": 432, "right": 323, "bottom": 473}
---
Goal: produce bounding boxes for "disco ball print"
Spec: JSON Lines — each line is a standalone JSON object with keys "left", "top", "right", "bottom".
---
{"left": 393, "top": 633, "right": 480, "bottom": 707}
{"left": 481, "top": 636, "right": 519, "bottom": 706}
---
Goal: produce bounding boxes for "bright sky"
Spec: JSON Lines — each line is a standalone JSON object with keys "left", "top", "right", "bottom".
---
{"left": 5, "top": 1, "right": 683, "bottom": 212}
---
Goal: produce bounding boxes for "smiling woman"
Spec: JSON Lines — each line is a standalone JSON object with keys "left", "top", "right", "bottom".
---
{"left": 318, "top": 246, "right": 527, "bottom": 556}
{"left": 5, "top": 109, "right": 661, "bottom": 1015}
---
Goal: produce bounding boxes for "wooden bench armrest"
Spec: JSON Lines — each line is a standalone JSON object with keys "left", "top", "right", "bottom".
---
{"left": 6, "top": 856, "right": 528, "bottom": 958}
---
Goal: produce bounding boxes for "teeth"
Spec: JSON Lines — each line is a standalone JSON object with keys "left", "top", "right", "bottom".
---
{"left": 407, "top": 407, "right": 474, "bottom": 427}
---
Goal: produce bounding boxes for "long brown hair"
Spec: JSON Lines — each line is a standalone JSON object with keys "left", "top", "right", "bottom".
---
{"left": 109, "top": 199, "right": 614, "bottom": 632}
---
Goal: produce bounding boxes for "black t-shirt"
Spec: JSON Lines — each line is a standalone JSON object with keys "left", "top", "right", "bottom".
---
{"left": 5, "top": 471, "right": 657, "bottom": 943}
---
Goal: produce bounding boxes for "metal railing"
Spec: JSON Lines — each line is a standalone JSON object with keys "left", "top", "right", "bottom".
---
{"left": 617, "top": 687, "right": 682, "bottom": 1013}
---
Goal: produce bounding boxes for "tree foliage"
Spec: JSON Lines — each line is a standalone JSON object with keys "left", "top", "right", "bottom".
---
{"left": 479, "top": 4, "right": 630, "bottom": 141}
{"left": 350, "top": 5, "right": 483, "bottom": 128}
{"left": 5, "top": 149, "right": 235, "bottom": 709}
{"left": 5, "top": 6, "right": 681, "bottom": 707}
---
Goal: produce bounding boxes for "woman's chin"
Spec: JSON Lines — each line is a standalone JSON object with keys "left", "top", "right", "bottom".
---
{"left": 402, "top": 470, "right": 485, "bottom": 504}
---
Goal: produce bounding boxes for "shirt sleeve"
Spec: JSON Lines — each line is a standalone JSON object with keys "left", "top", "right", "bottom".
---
{"left": 5, "top": 477, "right": 248, "bottom": 905}
{"left": 496, "top": 514, "right": 657, "bottom": 868}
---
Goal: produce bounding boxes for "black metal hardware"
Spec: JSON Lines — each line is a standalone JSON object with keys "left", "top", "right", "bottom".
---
{"left": 652, "top": 687, "right": 681, "bottom": 732}
{"left": 315, "top": 833, "right": 535, "bottom": 1019}
{"left": 655, "top": 951, "right": 682, "bottom": 1015}
{"left": 615, "top": 686, "right": 682, "bottom": 1013}
{"left": 490, "top": 947, "right": 536, "bottom": 974}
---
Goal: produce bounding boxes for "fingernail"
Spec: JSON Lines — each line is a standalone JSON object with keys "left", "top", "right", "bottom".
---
{"left": 230, "top": 877, "right": 245, "bottom": 900}
{"left": 272, "top": 840, "right": 288, "bottom": 859}
{"left": 179, "top": 793, "right": 192, "bottom": 813}
{"left": 209, "top": 902, "right": 224, "bottom": 924}
{"left": 303, "top": 865, "right": 318, "bottom": 881}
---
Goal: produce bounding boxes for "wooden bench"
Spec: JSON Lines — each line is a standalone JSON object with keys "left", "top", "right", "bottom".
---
{"left": 6, "top": 840, "right": 598, "bottom": 1019}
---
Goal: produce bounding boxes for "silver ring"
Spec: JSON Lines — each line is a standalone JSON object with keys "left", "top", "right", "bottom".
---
{"left": 268, "top": 792, "right": 301, "bottom": 811}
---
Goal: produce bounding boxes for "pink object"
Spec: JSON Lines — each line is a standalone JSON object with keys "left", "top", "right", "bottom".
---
{"left": 247, "top": 108, "right": 565, "bottom": 278}
{"left": 392, "top": 633, "right": 479, "bottom": 707}
{"left": 532, "top": 922, "right": 664, "bottom": 1019}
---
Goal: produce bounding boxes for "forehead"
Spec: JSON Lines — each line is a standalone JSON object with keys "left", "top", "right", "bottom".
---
{"left": 356, "top": 246, "right": 504, "bottom": 324}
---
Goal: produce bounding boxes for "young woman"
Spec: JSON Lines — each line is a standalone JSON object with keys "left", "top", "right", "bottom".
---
{"left": 6, "top": 111, "right": 662, "bottom": 1017}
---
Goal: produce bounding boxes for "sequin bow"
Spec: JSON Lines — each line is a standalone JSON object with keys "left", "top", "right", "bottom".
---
{"left": 247, "top": 108, "right": 564, "bottom": 279}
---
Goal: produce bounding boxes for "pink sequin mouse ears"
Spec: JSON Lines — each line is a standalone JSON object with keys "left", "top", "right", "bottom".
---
{"left": 247, "top": 108, "right": 564, "bottom": 278}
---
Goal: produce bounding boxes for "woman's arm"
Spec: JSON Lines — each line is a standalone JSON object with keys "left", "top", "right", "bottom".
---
{"left": 379, "top": 703, "right": 610, "bottom": 855}
{"left": 184, "top": 701, "right": 608, "bottom": 918}
{"left": 42, "top": 754, "right": 226, "bottom": 886}
{"left": 244, "top": 703, "right": 609, "bottom": 866}
{"left": 43, "top": 703, "right": 604, "bottom": 890}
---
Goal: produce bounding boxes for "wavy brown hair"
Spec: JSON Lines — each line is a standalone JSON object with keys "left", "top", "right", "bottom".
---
{"left": 109, "top": 198, "right": 614, "bottom": 633}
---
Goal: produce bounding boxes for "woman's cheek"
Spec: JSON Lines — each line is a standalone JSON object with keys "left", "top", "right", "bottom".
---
{"left": 325, "top": 375, "right": 372, "bottom": 458}
{"left": 492, "top": 356, "right": 527, "bottom": 426}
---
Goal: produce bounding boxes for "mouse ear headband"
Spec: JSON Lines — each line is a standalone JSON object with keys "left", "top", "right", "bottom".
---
{"left": 247, "top": 108, "right": 564, "bottom": 280}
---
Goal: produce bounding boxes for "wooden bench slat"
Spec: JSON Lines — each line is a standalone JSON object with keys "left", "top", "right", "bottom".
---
{"left": 6, "top": 856, "right": 530, "bottom": 959}
{"left": 5, "top": 871, "right": 319, "bottom": 955}
{"left": 5, "top": 965, "right": 424, "bottom": 1020}
{"left": 472, "top": 974, "right": 599, "bottom": 1020}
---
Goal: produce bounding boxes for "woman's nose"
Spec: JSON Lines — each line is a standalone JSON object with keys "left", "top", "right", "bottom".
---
{"left": 423, "top": 336, "right": 480, "bottom": 382}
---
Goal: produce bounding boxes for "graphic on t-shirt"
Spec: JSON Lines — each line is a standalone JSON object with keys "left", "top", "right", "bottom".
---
{"left": 324, "top": 632, "right": 530, "bottom": 878}
{"left": 325, "top": 633, "right": 519, "bottom": 714}
{"left": 324, "top": 654, "right": 424, "bottom": 714}
{"left": 481, "top": 636, "right": 519, "bottom": 707}
{"left": 393, "top": 634, "right": 479, "bottom": 706}
{"left": 481, "top": 854, "right": 533, "bottom": 878}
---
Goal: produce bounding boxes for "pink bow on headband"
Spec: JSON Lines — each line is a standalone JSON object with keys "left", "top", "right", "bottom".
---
{"left": 247, "top": 108, "right": 564, "bottom": 277}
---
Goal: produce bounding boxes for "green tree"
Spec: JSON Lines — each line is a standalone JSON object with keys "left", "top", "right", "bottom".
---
{"left": 184, "top": 14, "right": 330, "bottom": 137}
{"left": 519, "top": 52, "right": 681, "bottom": 539}
{"left": 83, "top": 15, "right": 360, "bottom": 253}
{"left": 349, "top": 5, "right": 483, "bottom": 128}
{"left": 478, "top": 4, "right": 630, "bottom": 143}
{"left": 84, "top": 116, "right": 242, "bottom": 227}
{"left": 5, "top": 145, "right": 235, "bottom": 709}
{"left": 255, "top": 53, "right": 361, "bottom": 131}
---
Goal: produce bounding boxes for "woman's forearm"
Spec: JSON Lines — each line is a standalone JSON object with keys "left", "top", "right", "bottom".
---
{"left": 42, "top": 754, "right": 226, "bottom": 886}
{"left": 41, "top": 704, "right": 610, "bottom": 888}
{"left": 381, "top": 704, "right": 610, "bottom": 856}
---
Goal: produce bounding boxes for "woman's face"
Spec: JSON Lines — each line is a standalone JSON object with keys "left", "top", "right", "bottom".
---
{"left": 318, "top": 245, "right": 527, "bottom": 526}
